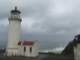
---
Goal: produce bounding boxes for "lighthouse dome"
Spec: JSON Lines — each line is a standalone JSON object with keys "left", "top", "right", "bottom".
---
{"left": 11, "top": 6, "right": 21, "bottom": 14}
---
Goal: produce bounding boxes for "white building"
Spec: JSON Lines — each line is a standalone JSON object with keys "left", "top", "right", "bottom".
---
{"left": 73, "top": 35, "right": 80, "bottom": 60}
{"left": 74, "top": 44, "right": 80, "bottom": 60}
{"left": 6, "top": 7, "right": 39, "bottom": 57}
{"left": 18, "top": 40, "right": 39, "bottom": 57}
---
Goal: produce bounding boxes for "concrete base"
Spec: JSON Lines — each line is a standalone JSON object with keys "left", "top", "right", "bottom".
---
{"left": 6, "top": 48, "right": 18, "bottom": 56}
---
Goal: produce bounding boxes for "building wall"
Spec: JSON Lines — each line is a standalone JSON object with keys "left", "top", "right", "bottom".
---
{"left": 31, "top": 41, "right": 39, "bottom": 57}
{"left": 7, "top": 20, "right": 21, "bottom": 56}
{"left": 25, "top": 46, "right": 32, "bottom": 57}
{"left": 74, "top": 44, "right": 80, "bottom": 60}
{"left": 8, "top": 20, "right": 21, "bottom": 48}
{"left": 74, "top": 46, "right": 78, "bottom": 60}
{"left": 6, "top": 48, "right": 18, "bottom": 56}
{"left": 18, "top": 42, "right": 39, "bottom": 57}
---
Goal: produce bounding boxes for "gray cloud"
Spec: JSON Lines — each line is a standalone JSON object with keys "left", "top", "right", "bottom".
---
{"left": 0, "top": 0, "right": 80, "bottom": 49}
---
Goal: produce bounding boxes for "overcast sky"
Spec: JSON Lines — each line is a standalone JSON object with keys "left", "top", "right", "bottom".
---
{"left": 0, "top": 0, "right": 79, "bottom": 49}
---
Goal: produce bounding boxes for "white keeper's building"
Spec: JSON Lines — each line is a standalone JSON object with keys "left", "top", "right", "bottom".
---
{"left": 73, "top": 35, "right": 80, "bottom": 60}
{"left": 6, "top": 7, "right": 39, "bottom": 57}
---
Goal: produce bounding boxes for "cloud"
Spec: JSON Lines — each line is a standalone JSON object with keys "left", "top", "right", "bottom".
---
{"left": 0, "top": 0, "right": 80, "bottom": 49}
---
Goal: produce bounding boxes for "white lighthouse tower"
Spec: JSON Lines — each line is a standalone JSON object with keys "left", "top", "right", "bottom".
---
{"left": 6, "top": 7, "right": 22, "bottom": 56}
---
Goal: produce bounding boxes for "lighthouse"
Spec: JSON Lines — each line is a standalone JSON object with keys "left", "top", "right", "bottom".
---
{"left": 6, "top": 7, "right": 22, "bottom": 56}
{"left": 6, "top": 7, "right": 39, "bottom": 57}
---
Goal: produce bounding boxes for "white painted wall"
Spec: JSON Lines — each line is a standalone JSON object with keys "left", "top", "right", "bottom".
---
{"left": 6, "top": 13, "right": 21, "bottom": 56}
{"left": 6, "top": 48, "right": 18, "bottom": 56}
{"left": 18, "top": 41, "right": 39, "bottom": 57}
{"left": 74, "top": 46, "right": 78, "bottom": 60}
{"left": 31, "top": 41, "right": 39, "bottom": 57}
{"left": 7, "top": 20, "right": 21, "bottom": 48}
{"left": 74, "top": 44, "right": 80, "bottom": 60}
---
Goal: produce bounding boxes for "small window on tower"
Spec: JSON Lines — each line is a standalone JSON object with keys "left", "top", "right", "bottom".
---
{"left": 30, "top": 47, "right": 32, "bottom": 53}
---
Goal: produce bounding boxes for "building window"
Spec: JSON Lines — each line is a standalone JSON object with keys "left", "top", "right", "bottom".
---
{"left": 24, "top": 47, "right": 26, "bottom": 52}
{"left": 30, "top": 47, "right": 32, "bottom": 53}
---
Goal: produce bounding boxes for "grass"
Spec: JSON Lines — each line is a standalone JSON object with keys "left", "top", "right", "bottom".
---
{"left": 0, "top": 53, "right": 74, "bottom": 60}
{"left": 43, "top": 53, "right": 74, "bottom": 60}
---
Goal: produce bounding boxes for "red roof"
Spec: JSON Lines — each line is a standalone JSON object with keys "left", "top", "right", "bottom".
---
{"left": 18, "top": 41, "right": 34, "bottom": 45}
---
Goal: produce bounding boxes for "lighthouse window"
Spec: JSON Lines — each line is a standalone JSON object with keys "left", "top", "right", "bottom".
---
{"left": 24, "top": 47, "right": 26, "bottom": 52}
{"left": 30, "top": 47, "right": 32, "bottom": 53}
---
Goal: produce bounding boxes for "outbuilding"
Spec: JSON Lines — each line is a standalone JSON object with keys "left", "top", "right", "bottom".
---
{"left": 17, "top": 40, "right": 39, "bottom": 57}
